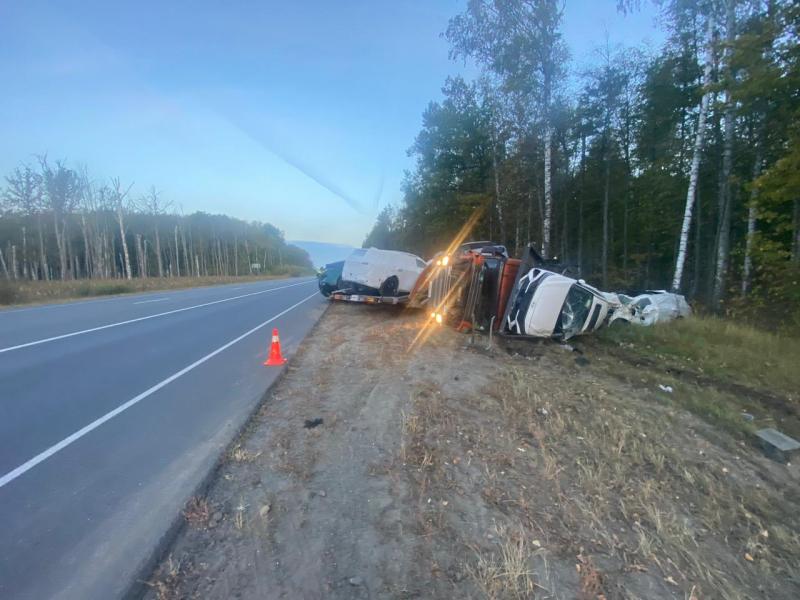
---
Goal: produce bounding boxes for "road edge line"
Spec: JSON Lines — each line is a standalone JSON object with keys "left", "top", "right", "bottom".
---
{"left": 0, "top": 279, "right": 315, "bottom": 354}
{"left": 0, "top": 290, "right": 321, "bottom": 489}
{"left": 122, "top": 300, "right": 331, "bottom": 600}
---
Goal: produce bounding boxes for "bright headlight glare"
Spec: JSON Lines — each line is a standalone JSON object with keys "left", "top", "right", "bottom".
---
{"left": 441, "top": 255, "right": 450, "bottom": 266}
{"left": 435, "top": 313, "right": 443, "bottom": 324}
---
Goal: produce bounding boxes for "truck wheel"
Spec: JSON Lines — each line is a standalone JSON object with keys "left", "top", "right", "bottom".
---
{"left": 380, "top": 275, "right": 399, "bottom": 297}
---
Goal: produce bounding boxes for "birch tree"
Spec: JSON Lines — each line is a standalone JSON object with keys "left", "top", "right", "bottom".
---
{"left": 39, "top": 157, "right": 79, "bottom": 280}
{"left": 446, "top": 0, "right": 566, "bottom": 257}
{"left": 110, "top": 177, "right": 134, "bottom": 280}
{"left": 138, "top": 187, "right": 172, "bottom": 278}
{"left": 672, "top": 13, "right": 716, "bottom": 292}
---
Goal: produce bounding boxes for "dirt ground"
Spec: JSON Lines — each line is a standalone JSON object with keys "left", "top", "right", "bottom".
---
{"left": 145, "top": 302, "right": 800, "bottom": 600}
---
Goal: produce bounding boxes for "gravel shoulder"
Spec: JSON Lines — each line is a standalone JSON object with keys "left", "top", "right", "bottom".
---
{"left": 146, "top": 302, "right": 800, "bottom": 600}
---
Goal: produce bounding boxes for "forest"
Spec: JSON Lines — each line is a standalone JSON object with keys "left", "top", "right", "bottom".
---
{"left": 0, "top": 157, "right": 312, "bottom": 285}
{"left": 364, "top": 0, "right": 799, "bottom": 327}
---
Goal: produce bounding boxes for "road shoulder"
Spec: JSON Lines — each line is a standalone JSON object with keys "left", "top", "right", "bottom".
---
{"left": 145, "top": 302, "right": 800, "bottom": 600}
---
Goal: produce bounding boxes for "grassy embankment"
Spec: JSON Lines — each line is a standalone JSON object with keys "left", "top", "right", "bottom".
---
{"left": 145, "top": 305, "right": 800, "bottom": 599}
{"left": 0, "top": 268, "right": 314, "bottom": 308}
{"left": 590, "top": 316, "right": 800, "bottom": 438}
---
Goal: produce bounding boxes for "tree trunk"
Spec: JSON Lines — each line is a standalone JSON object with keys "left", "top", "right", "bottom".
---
{"left": 21, "top": 226, "right": 28, "bottom": 280}
{"left": 0, "top": 246, "right": 9, "bottom": 280}
{"left": 234, "top": 238, "right": 239, "bottom": 277}
{"left": 80, "top": 215, "right": 92, "bottom": 279}
{"left": 692, "top": 187, "right": 703, "bottom": 297}
{"left": 793, "top": 199, "right": 800, "bottom": 264}
{"left": 578, "top": 130, "right": 586, "bottom": 275}
{"left": 37, "top": 216, "right": 49, "bottom": 281}
{"left": 672, "top": 14, "right": 715, "bottom": 292}
{"left": 54, "top": 213, "right": 67, "bottom": 280}
{"left": 143, "top": 239, "right": 149, "bottom": 277}
{"left": 712, "top": 0, "right": 737, "bottom": 307}
{"left": 11, "top": 245, "right": 19, "bottom": 279}
{"left": 491, "top": 143, "right": 505, "bottom": 244}
{"left": 117, "top": 209, "right": 132, "bottom": 280}
{"left": 136, "top": 234, "right": 146, "bottom": 278}
{"left": 174, "top": 225, "right": 181, "bottom": 277}
{"left": 543, "top": 125, "right": 553, "bottom": 258}
{"left": 181, "top": 227, "right": 190, "bottom": 277}
{"left": 155, "top": 227, "right": 164, "bottom": 277}
{"left": 741, "top": 147, "right": 762, "bottom": 295}
{"left": 602, "top": 138, "right": 611, "bottom": 288}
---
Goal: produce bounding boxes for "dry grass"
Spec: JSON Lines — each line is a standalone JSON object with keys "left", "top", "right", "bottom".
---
{"left": 0, "top": 272, "right": 307, "bottom": 307}
{"left": 468, "top": 526, "right": 544, "bottom": 600}
{"left": 229, "top": 445, "right": 262, "bottom": 463}
{"left": 182, "top": 496, "right": 210, "bottom": 528}
{"left": 144, "top": 555, "right": 181, "bottom": 600}
{"left": 396, "top": 338, "right": 800, "bottom": 599}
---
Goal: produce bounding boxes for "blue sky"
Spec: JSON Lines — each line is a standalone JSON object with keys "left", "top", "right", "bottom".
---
{"left": 0, "top": 1, "right": 663, "bottom": 246}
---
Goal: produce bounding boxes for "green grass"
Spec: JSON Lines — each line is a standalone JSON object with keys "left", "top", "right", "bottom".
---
{"left": 598, "top": 316, "right": 800, "bottom": 399}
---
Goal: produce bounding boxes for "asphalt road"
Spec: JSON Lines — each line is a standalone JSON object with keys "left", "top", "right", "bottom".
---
{"left": 0, "top": 277, "right": 326, "bottom": 600}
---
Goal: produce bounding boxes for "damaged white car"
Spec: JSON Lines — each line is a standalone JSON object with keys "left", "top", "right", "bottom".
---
{"left": 607, "top": 291, "right": 692, "bottom": 326}
{"left": 502, "top": 265, "right": 691, "bottom": 340}
{"left": 504, "top": 269, "right": 615, "bottom": 339}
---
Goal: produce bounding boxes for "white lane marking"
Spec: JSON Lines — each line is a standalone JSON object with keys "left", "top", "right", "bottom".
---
{"left": 0, "top": 291, "right": 320, "bottom": 489}
{"left": 0, "top": 279, "right": 315, "bottom": 354}
{"left": 133, "top": 298, "right": 168, "bottom": 305}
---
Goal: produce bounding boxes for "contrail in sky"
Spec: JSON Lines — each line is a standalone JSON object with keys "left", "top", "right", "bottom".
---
{"left": 221, "top": 112, "right": 368, "bottom": 215}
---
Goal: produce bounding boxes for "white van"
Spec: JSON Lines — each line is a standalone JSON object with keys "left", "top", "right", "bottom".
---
{"left": 341, "top": 248, "right": 427, "bottom": 296}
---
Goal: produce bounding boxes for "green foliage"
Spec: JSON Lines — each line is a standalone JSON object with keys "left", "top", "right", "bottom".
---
{"left": 365, "top": 0, "right": 800, "bottom": 327}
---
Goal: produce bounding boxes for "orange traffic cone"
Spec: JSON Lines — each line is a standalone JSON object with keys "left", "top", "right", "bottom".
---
{"left": 264, "top": 328, "right": 287, "bottom": 366}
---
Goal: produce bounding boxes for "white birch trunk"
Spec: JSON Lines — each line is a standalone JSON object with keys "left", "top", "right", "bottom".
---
{"left": 11, "top": 245, "right": 19, "bottom": 280}
{"left": 543, "top": 125, "right": 553, "bottom": 258}
{"left": 492, "top": 144, "right": 505, "bottom": 243}
{"left": 37, "top": 217, "right": 49, "bottom": 281}
{"left": 155, "top": 228, "right": 164, "bottom": 278}
{"left": 672, "top": 14, "right": 715, "bottom": 292}
{"left": 117, "top": 209, "right": 132, "bottom": 280}
{"left": 0, "top": 247, "right": 9, "bottom": 280}
{"left": 174, "top": 225, "right": 181, "bottom": 277}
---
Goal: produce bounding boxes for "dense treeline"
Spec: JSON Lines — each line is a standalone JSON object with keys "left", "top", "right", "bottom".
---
{"left": 0, "top": 157, "right": 312, "bottom": 282}
{"left": 365, "top": 0, "right": 799, "bottom": 325}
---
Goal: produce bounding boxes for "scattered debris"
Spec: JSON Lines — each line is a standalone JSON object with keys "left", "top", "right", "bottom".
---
{"left": 303, "top": 418, "right": 324, "bottom": 429}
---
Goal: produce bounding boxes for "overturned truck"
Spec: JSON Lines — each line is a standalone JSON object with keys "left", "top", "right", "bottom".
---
{"left": 409, "top": 242, "right": 690, "bottom": 340}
